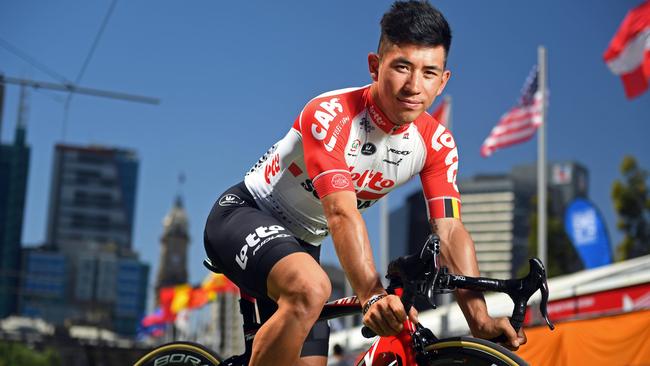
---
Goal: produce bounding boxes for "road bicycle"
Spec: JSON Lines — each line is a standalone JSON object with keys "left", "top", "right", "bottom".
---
{"left": 134, "top": 233, "right": 554, "bottom": 366}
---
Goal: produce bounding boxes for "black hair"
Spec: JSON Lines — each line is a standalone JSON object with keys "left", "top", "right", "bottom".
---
{"left": 333, "top": 343, "right": 344, "bottom": 355}
{"left": 378, "top": 1, "right": 452, "bottom": 61}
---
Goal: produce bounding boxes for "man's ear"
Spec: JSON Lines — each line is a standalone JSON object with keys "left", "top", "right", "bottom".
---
{"left": 436, "top": 69, "right": 452, "bottom": 97}
{"left": 368, "top": 53, "right": 380, "bottom": 82}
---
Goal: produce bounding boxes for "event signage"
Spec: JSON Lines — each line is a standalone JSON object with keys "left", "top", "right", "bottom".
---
{"left": 564, "top": 198, "right": 612, "bottom": 269}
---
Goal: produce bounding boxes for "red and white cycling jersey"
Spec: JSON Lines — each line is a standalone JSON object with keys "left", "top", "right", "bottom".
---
{"left": 244, "top": 85, "right": 461, "bottom": 245}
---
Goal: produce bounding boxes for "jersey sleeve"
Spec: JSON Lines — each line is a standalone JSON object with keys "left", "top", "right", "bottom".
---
{"left": 296, "top": 95, "right": 355, "bottom": 198}
{"left": 419, "top": 122, "right": 462, "bottom": 220}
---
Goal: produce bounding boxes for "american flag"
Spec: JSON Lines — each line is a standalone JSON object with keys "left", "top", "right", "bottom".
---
{"left": 480, "top": 66, "right": 544, "bottom": 157}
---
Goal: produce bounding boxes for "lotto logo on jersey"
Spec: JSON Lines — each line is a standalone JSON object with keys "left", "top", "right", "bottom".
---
{"left": 310, "top": 98, "right": 349, "bottom": 152}
{"left": 264, "top": 154, "right": 281, "bottom": 184}
{"left": 236, "top": 225, "right": 290, "bottom": 270}
{"left": 349, "top": 168, "right": 395, "bottom": 191}
{"left": 431, "top": 124, "right": 459, "bottom": 192}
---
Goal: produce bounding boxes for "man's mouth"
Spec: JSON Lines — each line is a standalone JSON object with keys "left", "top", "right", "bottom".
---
{"left": 397, "top": 97, "right": 422, "bottom": 109}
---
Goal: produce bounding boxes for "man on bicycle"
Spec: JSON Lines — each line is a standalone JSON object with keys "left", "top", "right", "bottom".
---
{"left": 204, "top": 1, "right": 526, "bottom": 365}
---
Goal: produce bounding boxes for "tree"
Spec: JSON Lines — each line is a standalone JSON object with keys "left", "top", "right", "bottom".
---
{"left": 0, "top": 342, "right": 61, "bottom": 366}
{"left": 519, "top": 196, "right": 583, "bottom": 278}
{"left": 611, "top": 156, "right": 650, "bottom": 260}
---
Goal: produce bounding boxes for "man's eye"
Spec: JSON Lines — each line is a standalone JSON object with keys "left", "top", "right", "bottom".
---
{"left": 395, "top": 65, "right": 408, "bottom": 72}
{"left": 424, "top": 71, "right": 437, "bottom": 78}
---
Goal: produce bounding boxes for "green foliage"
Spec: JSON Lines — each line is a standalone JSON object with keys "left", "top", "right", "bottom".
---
{"left": 0, "top": 341, "right": 61, "bottom": 366}
{"left": 519, "top": 196, "right": 583, "bottom": 278}
{"left": 611, "top": 156, "right": 650, "bottom": 260}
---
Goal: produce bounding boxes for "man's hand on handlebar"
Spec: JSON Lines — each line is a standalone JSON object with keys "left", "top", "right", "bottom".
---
{"left": 362, "top": 294, "right": 419, "bottom": 336}
{"left": 472, "top": 316, "right": 527, "bottom": 351}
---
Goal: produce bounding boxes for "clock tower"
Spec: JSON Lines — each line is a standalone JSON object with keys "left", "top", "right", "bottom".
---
{"left": 155, "top": 195, "right": 189, "bottom": 304}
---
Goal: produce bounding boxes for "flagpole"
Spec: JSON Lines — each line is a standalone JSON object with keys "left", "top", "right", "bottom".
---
{"left": 537, "top": 45, "right": 548, "bottom": 266}
{"left": 380, "top": 196, "right": 389, "bottom": 286}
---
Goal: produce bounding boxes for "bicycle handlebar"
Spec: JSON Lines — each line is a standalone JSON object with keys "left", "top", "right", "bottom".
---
{"left": 361, "top": 235, "right": 555, "bottom": 340}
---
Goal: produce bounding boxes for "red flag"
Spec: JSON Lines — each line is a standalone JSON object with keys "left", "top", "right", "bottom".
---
{"left": 481, "top": 66, "right": 543, "bottom": 157}
{"left": 158, "top": 287, "right": 178, "bottom": 321}
{"left": 603, "top": 1, "right": 650, "bottom": 99}
{"left": 141, "top": 308, "right": 169, "bottom": 327}
{"left": 201, "top": 273, "right": 239, "bottom": 295}
{"left": 431, "top": 97, "right": 450, "bottom": 126}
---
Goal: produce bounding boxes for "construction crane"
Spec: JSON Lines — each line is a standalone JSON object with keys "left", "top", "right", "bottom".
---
{"left": 0, "top": 74, "right": 159, "bottom": 105}
{"left": 0, "top": 73, "right": 160, "bottom": 138}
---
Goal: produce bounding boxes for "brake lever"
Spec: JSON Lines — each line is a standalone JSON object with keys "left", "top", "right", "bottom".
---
{"left": 490, "top": 258, "right": 555, "bottom": 344}
{"left": 539, "top": 271, "right": 555, "bottom": 330}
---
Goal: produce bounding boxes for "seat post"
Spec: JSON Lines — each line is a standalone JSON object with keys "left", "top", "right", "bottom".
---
{"left": 239, "top": 293, "right": 259, "bottom": 358}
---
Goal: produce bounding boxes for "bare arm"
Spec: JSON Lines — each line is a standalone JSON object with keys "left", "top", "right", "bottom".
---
{"left": 435, "top": 218, "right": 489, "bottom": 330}
{"left": 322, "top": 190, "right": 411, "bottom": 335}
{"left": 322, "top": 191, "right": 384, "bottom": 304}
{"left": 435, "top": 218, "right": 526, "bottom": 350}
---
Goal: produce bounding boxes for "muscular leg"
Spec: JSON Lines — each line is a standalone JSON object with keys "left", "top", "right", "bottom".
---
{"left": 248, "top": 252, "right": 331, "bottom": 366}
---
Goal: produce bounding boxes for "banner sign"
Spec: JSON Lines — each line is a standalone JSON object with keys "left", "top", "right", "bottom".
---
{"left": 525, "top": 282, "right": 650, "bottom": 325}
{"left": 564, "top": 198, "right": 612, "bottom": 269}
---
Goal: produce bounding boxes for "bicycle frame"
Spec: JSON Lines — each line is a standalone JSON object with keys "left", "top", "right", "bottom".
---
{"left": 232, "top": 289, "right": 417, "bottom": 366}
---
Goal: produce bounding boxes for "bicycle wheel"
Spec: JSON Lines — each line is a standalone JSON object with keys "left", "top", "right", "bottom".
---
{"left": 133, "top": 341, "right": 221, "bottom": 366}
{"left": 422, "top": 337, "right": 528, "bottom": 366}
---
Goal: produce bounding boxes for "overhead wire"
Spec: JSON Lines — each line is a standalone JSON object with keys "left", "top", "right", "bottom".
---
{"left": 0, "top": 36, "right": 72, "bottom": 85}
{"left": 0, "top": 37, "right": 70, "bottom": 104}
{"left": 62, "top": 0, "right": 119, "bottom": 140}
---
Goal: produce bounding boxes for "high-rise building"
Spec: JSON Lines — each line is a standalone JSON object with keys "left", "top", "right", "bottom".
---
{"left": 0, "top": 86, "right": 30, "bottom": 318}
{"left": 155, "top": 196, "right": 189, "bottom": 301}
{"left": 458, "top": 173, "right": 534, "bottom": 278}
{"left": 511, "top": 162, "right": 589, "bottom": 216}
{"left": 21, "top": 143, "right": 148, "bottom": 335}
{"left": 114, "top": 257, "right": 149, "bottom": 335}
{"left": 19, "top": 245, "right": 149, "bottom": 335}
{"left": 45, "top": 144, "right": 138, "bottom": 253}
{"left": 18, "top": 248, "right": 71, "bottom": 321}
{"left": 388, "top": 192, "right": 430, "bottom": 261}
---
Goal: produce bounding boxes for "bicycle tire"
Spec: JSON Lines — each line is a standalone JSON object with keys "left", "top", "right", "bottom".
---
{"left": 133, "top": 341, "right": 221, "bottom": 366}
{"left": 422, "top": 336, "right": 528, "bottom": 366}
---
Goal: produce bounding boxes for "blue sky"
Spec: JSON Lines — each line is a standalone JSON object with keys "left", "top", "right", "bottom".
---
{"left": 1, "top": 0, "right": 649, "bottom": 295}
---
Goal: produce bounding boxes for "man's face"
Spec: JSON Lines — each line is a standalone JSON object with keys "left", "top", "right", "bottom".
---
{"left": 368, "top": 43, "right": 451, "bottom": 125}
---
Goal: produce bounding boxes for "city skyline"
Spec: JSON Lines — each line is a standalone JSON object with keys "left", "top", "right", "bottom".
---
{"left": 1, "top": 0, "right": 649, "bottom": 288}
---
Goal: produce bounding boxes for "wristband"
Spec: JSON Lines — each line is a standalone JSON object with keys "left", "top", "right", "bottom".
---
{"left": 362, "top": 294, "right": 387, "bottom": 315}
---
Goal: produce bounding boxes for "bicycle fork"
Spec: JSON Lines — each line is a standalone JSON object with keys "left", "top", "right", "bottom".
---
{"left": 355, "top": 319, "right": 420, "bottom": 366}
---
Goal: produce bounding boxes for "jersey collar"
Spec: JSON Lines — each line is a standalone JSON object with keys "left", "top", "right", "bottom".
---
{"left": 363, "top": 87, "right": 411, "bottom": 135}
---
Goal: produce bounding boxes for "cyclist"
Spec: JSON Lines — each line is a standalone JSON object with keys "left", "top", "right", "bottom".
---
{"left": 204, "top": 1, "right": 526, "bottom": 365}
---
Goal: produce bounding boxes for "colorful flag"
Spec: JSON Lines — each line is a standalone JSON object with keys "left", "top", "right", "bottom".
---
{"left": 141, "top": 307, "right": 168, "bottom": 327}
{"left": 431, "top": 96, "right": 450, "bottom": 126}
{"left": 159, "top": 286, "right": 179, "bottom": 321}
{"left": 480, "top": 66, "right": 543, "bottom": 157}
{"left": 201, "top": 272, "right": 238, "bottom": 295}
{"left": 170, "top": 284, "right": 193, "bottom": 314}
{"left": 157, "top": 275, "right": 239, "bottom": 320}
{"left": 603, "top": 1, "right": 650, "bottom": 99}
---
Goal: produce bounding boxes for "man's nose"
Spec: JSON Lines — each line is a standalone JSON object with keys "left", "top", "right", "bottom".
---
{"left": 403, "top": 72, "right": 422, "bottom": 95}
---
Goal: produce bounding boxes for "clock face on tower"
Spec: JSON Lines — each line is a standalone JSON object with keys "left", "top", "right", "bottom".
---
{"left": 156, "top": 196, "right": 191, "bottom": 293}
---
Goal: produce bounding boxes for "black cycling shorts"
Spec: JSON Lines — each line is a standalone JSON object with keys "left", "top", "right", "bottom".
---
{"left": 203, "top": 181, "right": 330, "bottom": 357}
